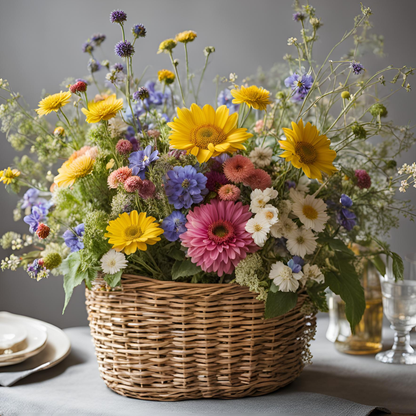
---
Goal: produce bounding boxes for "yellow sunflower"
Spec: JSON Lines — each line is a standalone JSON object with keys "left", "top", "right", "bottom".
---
{"left": 158, "top": 69, "right": 175, "bottom": 84}
{"left": 105, "top": 210, "right": 164, "bottom": 254}
{"left": 0, "top": 167, "right": 20, "bottom": 185}
{"left": 81, "top": 94, "right": 123, "bottom": 123}
{"left": 175, "top": 30, "right": 197, "bottom": 44}
{"left": 168, "top": 104, "right": 253, "bottom": 164}
{"left": 279, "top": 120, "right": 337, "bottom": 181}
{"left": 54, "top": 155, "right": 95, "bottom": 188}
{"left": 36, "top": 91, "right": 72, "bottom": 116}
{"left": 231, "top": 85, "right": 272, "bottom": 111}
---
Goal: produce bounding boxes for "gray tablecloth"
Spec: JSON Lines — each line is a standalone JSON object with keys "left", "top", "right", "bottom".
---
{"left": 0, "top": 317, "right": 415, "bottom": 416}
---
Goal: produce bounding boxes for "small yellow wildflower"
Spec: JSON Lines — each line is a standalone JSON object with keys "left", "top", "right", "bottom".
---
{"left": 175, "top": 30, "right": 197, "bottom": 44}
{"left": 0, "top": 167, "right": 21, "bottom": 185}
{"left": 157, "top": 39, "right": 177, "bottom": 54}
{"left": 157, "top": 69, "right": 175, "bottom": 84}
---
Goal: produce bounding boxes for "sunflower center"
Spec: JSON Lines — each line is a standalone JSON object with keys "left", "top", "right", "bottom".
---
{"left": 124, "top": 225, "right": 143, "bottom": 240}
{"left": 302, "top": 204, "right": 318, "bottom": 220}
{"left": 208, "top": 220, "right": 235, "bottom": 244}
{"left": 191, "top": 125, "right": 226, "bottom": 149}
{"left": 295, "top": 141, "right": 317, "bottom": 164}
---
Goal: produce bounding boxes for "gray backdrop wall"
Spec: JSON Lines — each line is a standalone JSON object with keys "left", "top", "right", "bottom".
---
{"left": 0, "top": 0, "right": 415, "bottom": 328}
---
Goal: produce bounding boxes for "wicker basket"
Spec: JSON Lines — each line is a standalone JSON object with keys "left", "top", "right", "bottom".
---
{"left": 85, "top": 274, "right": 316, "bottom": 401}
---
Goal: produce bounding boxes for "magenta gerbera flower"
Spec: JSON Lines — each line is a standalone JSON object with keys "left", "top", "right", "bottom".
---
{"left": 180, "top": 199, "right": 258, "bottom": 276}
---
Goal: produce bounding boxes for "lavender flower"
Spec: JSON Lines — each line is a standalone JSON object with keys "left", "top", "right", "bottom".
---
{"left": 114, "top": 41, "right": 135, "bottom": 58}
{"left": 133, "top": 87, "right": 150, "bottom": 101}
{"left": 132, "top": 24, "right": 146, "bottom": 38}
{"left": 63, "top": 223, "right": 85, "bottom": 252}
{"left": 82, "top": 41, "right": 94, "bottom": 54}
{"left": 91, "top": 33, "right": 106, "bottom": 46}
{"left": 112, "top": 63, "right": 125, "bottom": 73}
{"left": 293, "top": 12, "right": 305, "bottom": 21}
{"left": 23, "top": 206, "right": 46, "bottom": 233}
{"left": 88, "top": 59, "right": 101, "bottom": 73}
{"left": 284, "top": 73, "right": 314, "bottom": 102}
{"left": 350, "top": 62, "right": 364, "bottom": 75}
{"left": 110, "top": 10, "right": 127, "bottom": 24}
{"left": 27, "top": 259, "right": 49, "bottom": 280}
{"left": 21, "top": 188, "right": 40, "bottom": 210}
{"left": 337, "top": 194, "right": 356, "bottom": 231}
{"left": 129, "top": 145, "right": 159, "bottom": 179}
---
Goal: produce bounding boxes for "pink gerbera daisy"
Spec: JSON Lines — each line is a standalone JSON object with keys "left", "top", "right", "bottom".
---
{"left": 180, "top": 199, "right": 258, "bottom": 276}
{"left": 107, "top": 166, "right": 132, "bottom": 189}
{"left": 243, "top": 169, "right": 272, "bottom": 190}
{"left": 223, "top": 155, "right": 255, "bottom": 183}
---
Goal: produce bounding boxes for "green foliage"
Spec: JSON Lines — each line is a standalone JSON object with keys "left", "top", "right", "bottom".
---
{"left": 306, "top": 282, "right": 329, "bottom": 312}
{"left": 103, "top": 271, "right": 122, "bottom": 287}
{"left": 171, "top": 259, "right": 202, "bottom": 280}
{"left": 265, "top": 283, "right": 298, "bottom": 319}
{"left": 61, "top": 251, "right": 86, "bottom": 313}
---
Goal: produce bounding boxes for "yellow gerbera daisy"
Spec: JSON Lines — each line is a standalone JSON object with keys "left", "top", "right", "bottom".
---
{"left": 36, "top": 91, "right": 72, "bottom": 116}
{"left": 231, "top": 85, "right": 272, "bottom": 111}
{"left": 279, "top": 120, "right": 337, "bottom": 181}
{"left": 0, "top": 167, "right": 20, "bottom": 185}
{"left": 157, "top": 39, "right": 177, "bottom": 54}
{"left": 54, "top": 155, "right": 95, "bottom": 188}
{"left": 158, "top": 69, "right": 175, "bottom": 84}
{"left": 81, "top": 94, "right": 123, "bottom": 123}
{"left": 168, "top": 104, "right": 253, "bottom": 164}
{"left": 175, "top": 30, "right": 197, "bottom": 44}
{"left": 105, "top": 210, "right": 164, "bottom": 254}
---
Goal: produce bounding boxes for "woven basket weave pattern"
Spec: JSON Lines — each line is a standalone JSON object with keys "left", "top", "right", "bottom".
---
{"left": 86, "top": 275, "right": 316, "bottom": 401}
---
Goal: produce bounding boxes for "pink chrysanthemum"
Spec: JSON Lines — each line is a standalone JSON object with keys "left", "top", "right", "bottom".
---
{"left": 223, "top": 155, "right": 255, "bottom": 183}
{"left": 139, "top": 179, "right": 156, "bottom": 199}
{"left": 205, "top": 170, "right": 229, "bottom": 192}
{"left": 124, "top": 176, "right": 143, "bottom": 193}
{"left": 243, "top": 169, "right": 272, "bottom": 190}
{"left": 116, "top": 139, "right": 133, "bottom": 155}
{"left": 107, "top": 167, "right": 132, "bottom": 189}
{"left": 147, "top": 129, "right": 160, "bottom": 139}
{"left": 180, "top": 199, "right": 258, "bottom": 276}
{"left": 354, "top": 169, "right": 371, "bottom": 189}
{"left": 218, "top": 184, "right": 241, "bottom": 201}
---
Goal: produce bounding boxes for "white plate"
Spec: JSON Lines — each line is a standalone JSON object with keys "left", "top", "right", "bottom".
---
{"left": 0, "top": 313, "right": 48, "bottom": 365}
{"left": 0, "top": 312, "right": 70, "bottom": 374}
{"left": 0, "top": 322, "right": 27, "bottom": 350}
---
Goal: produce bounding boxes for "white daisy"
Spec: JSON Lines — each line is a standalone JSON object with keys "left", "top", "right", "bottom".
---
{"left": 289, "top": 187, "right": 305, "bottom": 204}
{"left": 100, "top": 249, "right": 128, "bottom": 275}
{"left": 286, "top": 227, "right": 317, "bottom": 258}
{"left": 296, "top": 175, "right": 311, "bottom": 193}
{"left": 245, "top": 216, "right": 271, "bottom": 247}
{"left": 292, "top": 194, "right": 328, "bottom": 232}
{"left": 257, "top": 205, "right": 279, "bottom": 225}
{"left": 250, "top": 188, "right": 278, "bottom": 213}
{"left": 269, "top": 261, "right": 303, "bottom": 292}
{"left": 270, "top": 215, "right": 297, "bottom": 238}
{"left": 249, "top": 146, "right": 273, "bottom": 168}
{"left": 300, "top": 263, "right": 325, "bottom": 286}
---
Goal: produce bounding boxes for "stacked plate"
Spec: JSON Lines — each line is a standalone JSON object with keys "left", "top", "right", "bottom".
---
{"left": 0, "top": 312, "right": 70, "bottom": 368}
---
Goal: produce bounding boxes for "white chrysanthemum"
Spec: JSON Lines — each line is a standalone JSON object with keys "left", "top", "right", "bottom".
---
{"left": 245, "top": 216, "right": 271, "bottom": 247}
{"left": 300, "top": 263, "right": 325, "bottom": 286}
{"left": 296, "top": 175, "right": 311, "bottom": 193}
{"left": 278, "top": 199, "right": 292, "bottom": 216}
{"left": 292, "top": 194, "right": 329, "bottom": 232}
{"left": 257, "top": 205, "right": 279, "bottom": 225}
{"left": 286, "top": 227, "right": 317, "bottom": 258}
{"left": 100, "top": 249, "right": 128, "bottom": 274}
{"left": 249, "top": 146, "right": 273, "bottom": 168}
{"left": 269, "top": 261, "right": 303, "bottom": 292}
{"left": 250, "top": 188, "right": 278, "bottom": 213}
{"left": 270, "top": 215, "right": 297, "bottom": 238}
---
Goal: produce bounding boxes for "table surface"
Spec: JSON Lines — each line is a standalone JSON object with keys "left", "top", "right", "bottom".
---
{"left": 0, "top": 316, "right": 415, "bottom": 416}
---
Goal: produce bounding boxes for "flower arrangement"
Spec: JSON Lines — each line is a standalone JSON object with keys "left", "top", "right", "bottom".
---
{"left": 1, "top": 4, "right": 415, "bottom": 330}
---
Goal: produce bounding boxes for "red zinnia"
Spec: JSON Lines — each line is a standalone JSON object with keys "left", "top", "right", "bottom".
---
{"left": 69, "top": 81, "right": 87, "bottom": 93}
{"left": 124, "top": 176, "right": 143, "bottom": 193}
{"left": 139, "top": 180, "right": 156, "bottom": 199}
{"left": 243, "top": 169, "right": 272, "bottom": 190}
{"left": 223, "top": 155, "right": 255, "bottom": 183}
{"left": 116, "top": 139, "right": 133, "bottom": 155}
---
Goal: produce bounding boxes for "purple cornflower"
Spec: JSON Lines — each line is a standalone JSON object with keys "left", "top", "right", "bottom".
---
{"left": 165, "top": 165, "right": 208, "bottom": 209}
{"left": 132, "top": 24, "right": 146, "bottom": 38}
{"left": 129, "top": 144, "right": 159, "bottom": 179}
{"left": 285, "top": 180, "right": 296, "bottom": 189}
{"left": 287, "top": 256, "right": 304, "bottom": 273}
{"left": 110, "top": 10, "right": 127, "bottom": 24}
{"left": 133, "top": 87, "right": 150, "bottom": 101}
{"left": 63, "top": 223, "right": 85, "bottom": 252}
{"left": 350, "top": 62, "right": 364, "bottom": 75}
{"left": 284, "top": 73, "right": 314, "bottom": 102}
{"left": 217, "top": 89, "right": 239, "bottom": 113}
{"left": 293, "top": 12, "right": 305, "bottom": 21}
{"left": 115, "top": 41, "right": 135, "bottom": 58}
{"left": 88, "top": 59, "right": 101, "bottom": 73}
{"left": 21, "top": 188, "right": 40, "bottom": 210}
{"left": 23, "top": 206, "right": 46, "bottom": 233}
{"left": 91, "top": 33, "right": 106, "bottom": 46}
{"left": 112, "top": 63, "right": 125, "bottom": 73}
{"left": 337, "top": 194, "right": 356, "bottom": 231}
{"left": 82, "top": 41, "right": 94, "bottom": 54}
{"left": 161, "top": 211, "right": 187, "bottom": 242}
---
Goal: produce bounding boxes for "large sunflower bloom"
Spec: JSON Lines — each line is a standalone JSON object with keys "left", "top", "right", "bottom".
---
{"left": 105, "top": 210, "right": 164, "bottom": 254}
{"left": 168, "top": 104, "right": 252, "bottom": 164}
{"left": 54, "top": 155, "right": 95, "bottom": 188}
{"left": 279, "top": 120, "right": 337, "bottom": 181}
{"left": 231, "top": 85, "right": 272, "bottom": 111}
{"left": 36, "top": 91, "right": 72, "bottom": 116}
{"left": 81, "top": 94, "right": 123, "bottom": 123}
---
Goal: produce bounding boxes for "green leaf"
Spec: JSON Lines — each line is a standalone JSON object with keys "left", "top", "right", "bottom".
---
{"left": 167, "top": 248, "right": 186, "bottom": 261}
{"left": 370, "top": 255, "right": 386, "bottom": 277}
{"left": 307, "top": 282, "right": 329, "bottom": 312}
{"left": 317, "top": 236, "right": 354, "bottom": 255}
{"left": 61, "top": 251, "right": 87, "bottom": 313}
{"left": 392, "top": 252, "right": 404, "bottom": 281}
{"left": 265, "top": 283, "right": 298, "bottom": 319}
{"left": 103, "top": 271, "right": 122, "bottom": 287}
{"left": 325, "top": 252, "right": 365, "bottom": 331}
{"left": 171, "top": 259, "right": 202, "bottom": 280}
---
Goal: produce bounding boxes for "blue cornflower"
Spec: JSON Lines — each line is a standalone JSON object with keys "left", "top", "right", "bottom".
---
{"left": 129, "top": 145, "right": 159, "bottom": 179}
{"left": 110, "top": 10, "right": 127, "bottom": 24}
{"left": 284, "top": 73, "right": 314, "bottom": 102}
{"left": 132, "top": 24, "right": 146, "bottom": 38}
{"left": 165, "top": 165, "right": 208, "bottom": 209}
{"left": 350, "top": 62, "right": 364, "bottom": 75}
{"left": 340, "top": 194, "right": 353, "bottom": 208}
{"left": 115, "top": 41, "right": 135, "bottom": 58}
{"left": 23, "top": 206, "right": 46, "bottom": 233}
{"left": 337, "top": 194, "right": 356, "bottom": 231}
{"left": 91, "top": 33, "right": 106, "bottom": 46}
{"left": 287, "top": 256, "right": 304, "bottom": 273}
{"left": 21, "top": 188, "right": 40, "bottom": 210}
{"left": 63, "top": 223, "right": 85, "bottom": 252}
{"left": 161, "top": 211, "right": 187, "bottom": 242}
{"left": 217, "top": 89, "right": 239, "bottom": 113}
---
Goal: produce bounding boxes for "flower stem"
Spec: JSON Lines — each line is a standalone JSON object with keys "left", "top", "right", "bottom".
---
{"left": 168, "top": 52, "right": 186, "bottom": 106}
{"left": 196, "top": 54, "right": 210, "bottom": 104}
